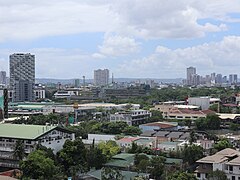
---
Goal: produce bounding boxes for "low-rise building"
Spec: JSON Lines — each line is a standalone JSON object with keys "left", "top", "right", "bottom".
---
{"left": 0, "top": 124, "right": 75, "bottom": 168}
{"left": 195, "top": 148, "right": 240, "bottom": 180}
{"left": 152, "top": 104, "right": 215, "bottom": 120}
{"left": 158, "top": 141, "right": 180, "bottom": 152}
{"left": 117, "top": 137, "right": 156, "bottom": 151}
{"left": 139, "top": 121, "right": 179, "bottom": 132}
{"left": 110, "top": 110, "right": 151, "bottom": 126}
{"left": 82, "top": 134, "right": 116, "bottom": 145}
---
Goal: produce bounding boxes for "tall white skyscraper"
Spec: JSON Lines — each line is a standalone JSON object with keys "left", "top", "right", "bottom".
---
{"left": 10, "top": 53, "right": 35, "bottom": 102}
{"left": 94, "top": 69, "right": 109, "bottom": 86}
{"left": 186, "top": 67, "right": 196, "bottom": 85}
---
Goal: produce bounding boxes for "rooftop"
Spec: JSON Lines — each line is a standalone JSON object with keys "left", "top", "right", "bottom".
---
{"left": 226, "top": 156, "right": 240, "bottom": 166}
{"left": 197, "top": 148, "right": 240, "bottom": 164}
{"left": 140, "top": 130, "right": 156, "bottom": 137}
{"left": 167, "top": 131, "right": 184, "bottom": 138}
{"left": 155, "top": 131, "right": 170, "bottom": 137}
{"left": 88, "top": 169, "right": 149, "bottom": 180}
{"left": 196, "top": 154, "right": 228, "bottom": 164}
{"left": 216, "top": 148, "right": 240, "bottom": 157}
{"left": 0, "top": 124, "right": 57, "bottom": 139}
{"left": 140, "top": 121, "right": 177, "bottom": 129}
{"left": 159, "top": 141, "right": 179, "bottom": 146}
{"left": 117, "top": 137, "right": 139, "bottom": 143}
{"left": 217, "top": 113, "right": 240, "bottom": 120}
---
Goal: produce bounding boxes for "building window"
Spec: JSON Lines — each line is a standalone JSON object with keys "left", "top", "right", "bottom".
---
{"left": 197, "top": 173, "right": 200, "bottom": 178}
{"left": 230, "top": 165, "right": 233, "bottom": 171}
{"left": 232, "top": 176, "right": 235, "bottom": 180}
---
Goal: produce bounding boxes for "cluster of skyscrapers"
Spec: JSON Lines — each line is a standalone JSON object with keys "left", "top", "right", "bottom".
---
{"left": 186, "top": 66, "right": 238, "bottom": 86}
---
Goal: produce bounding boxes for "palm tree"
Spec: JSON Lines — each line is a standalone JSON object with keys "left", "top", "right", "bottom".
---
{"left": 13, "top": 140, "right": 25, "bottom": 160}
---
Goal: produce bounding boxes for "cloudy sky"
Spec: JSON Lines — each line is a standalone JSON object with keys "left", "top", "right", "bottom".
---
{"left": 0, "top": 0, "right": 240, "bottom": 79}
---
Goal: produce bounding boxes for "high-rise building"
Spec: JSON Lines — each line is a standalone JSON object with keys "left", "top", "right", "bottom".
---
{"left": 222, "top": 76, "right": 227, "bottom": 83}
{"left": 0, "top": 71, "right": 6, "bottom": 85}
{"left": 74, "top": 79, "right": 80, "bottom": 88}
{"left": 229, "top": 74, "right": 238, "bottom": 84}
{"left": 10, "top": 53, "right": 35, "bottom": 102}
{"left": 94, "top": 69, "right": 109, "bottom": 86}
{"left": 215, "top": 74, "right": 222, "bottom": 84}
{"left": 186, "top": 67, "right": 196, "bottom": 85}
{"left": 211, "top": 72, "right": 216, "bottom": 84}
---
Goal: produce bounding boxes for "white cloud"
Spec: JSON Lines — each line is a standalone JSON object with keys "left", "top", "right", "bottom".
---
{"left": 98, "top": 35, "right": 140, "bottom": 56}
{"left": 0, "top": 0, "right": 239, "bottom": 42}
{"left": 116, "top": 36, "right": 240, "bottom": 78}
{"left": 0, "top": 1, "right": 116, "bottom": 42}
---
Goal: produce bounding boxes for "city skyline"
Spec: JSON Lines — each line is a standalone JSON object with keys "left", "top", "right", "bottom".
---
{"left": 0, "top": 1, "right": 240, "bottom": 79}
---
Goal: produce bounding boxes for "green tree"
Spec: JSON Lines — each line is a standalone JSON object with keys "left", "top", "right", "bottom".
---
{"left": 13, "top": 140, "right": 25, "bottom": 160}
{"left": 207, "top": 114, "right": 221, "bottom": 130}
{"left": 101, "top": 167, "right": 123, "bottom": 180}
{"left": 134, "top": 154, "right": 150, "bottom": 172}
{"left": 229, "top": 123, "right": 239, "bottom": 131}
{"left": 149, "top": 156, "right": 166, "bottom": 180}
{"left": 135, "top": 154, "right": 148, "bottom": 166}
{"left": 189, "top": 130, "right": 197, "bottom": 145}
{"left": 207, "top": 170, "right": 227, "bottom": 180}
{"left": 181, "top": 145, "right": 204, "bottom": 165}
{"left": 20, "top": 150, "right": 58, "bottom": 180}
{"left": 36, "top": 144, "right": 55, "bottom": 160}
{"left": 98, "top": 140, "right": 120, "bottom": 160}
{"left": 122, "top": 126, "right": 142, "bottom": 135}
{"left": 167, "top": 171, "right": 197, "bottom": 180}
{"left": 86, "top": 146, "right": 107, "bottom": 169}
{"left": 196, "top": 114, "right": 220, "bottom": 130}
{"left": 57, "top": 138, "right": 88, "bottom": 176}
{"left": 213, "top": 139, "right": 233, "bottom": 151}
{"left": 148, "top": 110, "right": 163, "bottom": 122}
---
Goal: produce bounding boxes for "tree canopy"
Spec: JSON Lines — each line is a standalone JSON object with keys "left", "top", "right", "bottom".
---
{"left": 195, "top": 114, "right": 221, "bottom": 130}
{"left": 20, "top": 150, "right": 59, "bottom": 180}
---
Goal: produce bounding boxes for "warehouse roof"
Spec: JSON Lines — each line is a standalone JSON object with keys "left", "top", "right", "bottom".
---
{"left": 0, "top": 124, "right": 57, "bottom": 140}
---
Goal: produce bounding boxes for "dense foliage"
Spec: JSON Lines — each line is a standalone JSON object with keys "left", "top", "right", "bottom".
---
{"left": 167, "top": 172, "right": 197, "bottom": 180}
{"left": 181, "top": 145, "right": 204, "bottom": 165}
{"left": 195, "top": 114, "right": 221, "bottom": 130}
{"left": 20, "top": 150, "right": 59, "bottom": 180}
{"left": 67, "top": 121, "right": 142, "bottom": 138}
{"left": 213, "top": 139, "right": 233, "bottom": 151}
{"left": 207, "top": 170, "right": 227, "bottom": 180}
{"left": 12, "top": 113, "right": 66, "bottom": 125}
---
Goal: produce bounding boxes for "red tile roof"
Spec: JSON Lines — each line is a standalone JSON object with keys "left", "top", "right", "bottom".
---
{"left": 142, "top": 122, "right": 176, "bottom": 129}
{"left": 117, "top": 137, "right": 139, "bottom": 143}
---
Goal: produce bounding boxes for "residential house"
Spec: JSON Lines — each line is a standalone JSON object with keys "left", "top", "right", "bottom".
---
{"left": 195, "top": 148, "right": 240, "bottom": 180}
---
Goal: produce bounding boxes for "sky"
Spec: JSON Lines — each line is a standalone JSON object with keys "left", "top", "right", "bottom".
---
{"left": 0, "top": 0, "right": 240, "bottom": 79}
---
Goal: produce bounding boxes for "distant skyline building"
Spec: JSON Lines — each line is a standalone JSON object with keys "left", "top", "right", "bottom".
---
{"left": 94, "top": 69, "right": 109, "bottom": 86}
{"left": 186, "top": 66, "right": 196, "bottom": 85}
{"left": 10, "top": 53, "right": 35, "bottom": 102}
{"left": 74, "top": 79, "right": 80, "bottom": 88}
{"left": 0, "top": 71, "right": 6, "bottom": 85}
{"left": 229, "top": 74, "right": 238, "bottom": 84}
{"left": 215, "top": 74, "right": 222, "bottom": 84}
{"left": 210, "top": 72, "right": 216, "bottom": 84}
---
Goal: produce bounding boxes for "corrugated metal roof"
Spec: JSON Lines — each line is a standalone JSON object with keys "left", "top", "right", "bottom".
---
{"left": 0, "top": 124, "right": 56, "bottom": 139}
